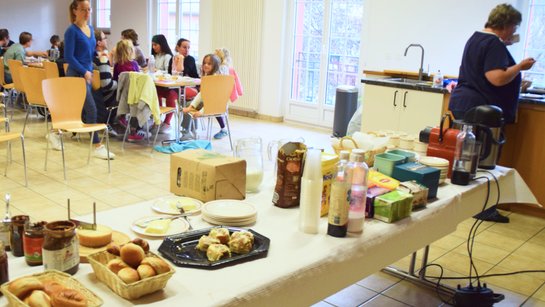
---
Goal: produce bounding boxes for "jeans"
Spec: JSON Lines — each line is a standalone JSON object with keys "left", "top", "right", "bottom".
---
{"left": 66, "top": 68, "right": 100, "bottom": 144}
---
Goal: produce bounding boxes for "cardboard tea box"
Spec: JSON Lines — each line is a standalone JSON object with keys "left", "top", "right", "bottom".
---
{"left": 365, "top": 186, "right": 390, "bottom": 218}
{"left": 397, "top": 180, "right": 429, "bottom": 210}
{"left": 373, "top": 191, "right": 413, "bottom": 223}
{"left": 170, "top": 149, "right": 246, "bottom": 202}
{"left": 391, "top": 163, "right": 440, "bottom": 199}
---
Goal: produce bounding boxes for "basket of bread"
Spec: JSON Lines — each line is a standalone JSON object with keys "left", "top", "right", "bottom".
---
{"left": 0, "top": 270, "right": 103, "bottom": 307}
{"left": 87, "top": 238, "right": 175, "bottom": 300}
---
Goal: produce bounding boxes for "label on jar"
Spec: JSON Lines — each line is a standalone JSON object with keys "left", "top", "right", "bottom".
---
{"left": 24, "top": 236, "right": 44, "bottom": 263}
{"left": 43, "top": 240, "right": 79, "bottom": 272}
{"left": 0, "top": 232, "right": 9, "bottom": 248}
{"left": 328, "top": 182, "right": 351, "bottom": 226}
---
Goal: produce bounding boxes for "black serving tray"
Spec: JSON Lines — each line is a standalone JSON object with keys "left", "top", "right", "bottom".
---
{"left": 158, "top": 226, "right": 270, "bottom": 267}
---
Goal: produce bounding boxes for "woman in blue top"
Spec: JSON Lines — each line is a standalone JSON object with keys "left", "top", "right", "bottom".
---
{"left": 63, "top": 0, "right": 114, "bottom": 160}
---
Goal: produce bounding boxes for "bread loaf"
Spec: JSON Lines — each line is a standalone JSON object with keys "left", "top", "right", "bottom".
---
{"left": 8, "top": 277, "right": 43, "bottom": 299}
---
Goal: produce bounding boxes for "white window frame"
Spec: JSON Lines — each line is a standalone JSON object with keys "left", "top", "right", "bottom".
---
{"left": 91, "top": 0, "right": 111, "bottom": 34}
{"left": 522, "top": 1, "right": 545, "bottom": 86}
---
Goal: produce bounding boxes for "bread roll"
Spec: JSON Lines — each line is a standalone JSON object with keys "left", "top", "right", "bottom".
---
{"left": 209, "top": 228, "right": 230, "bottom": 244}
{"left": 50, "top": 289, "right": 87, "bottom": 307}
{"left": 137, "top": 264, "right": 156, "bottom": 279}
{"left": 8, "top": 276, "right": 43, "bottom": 299}
{"left": 141, "top": 257, "right": 170, "bottom": 275}
{"left": 131, "top": 238, "right": 150, "bottom": 253}
{"left": 195, "top": 235, "right": 220, "bottom": 252}
{"left": 120, "top": 243, "right": 145, "bottom": 268}
{"left": 231, "top": 231, "right": 254, "bottom": 245}
{"left": 41, "top": 280, "right": 66, "bottom": 296}
{"left": 228, "top": 236, "right": 253, "bottom": 254}
{"left": 106, "top": 245, "right": 121, "bottom": 256}
{"left": 106, "top": 258, "right": 130, "bottom": 275}
{"left": 118, "top": 267, "right": 140, "bottom": 284}
{"left": 77, "top": 225, "right": 113, "bottom": 248}
{"left": 23, "top": 290, "right": 51, "bottom": 307}
{"left": 207, "top": 244, "right": 231, "bottom": 262}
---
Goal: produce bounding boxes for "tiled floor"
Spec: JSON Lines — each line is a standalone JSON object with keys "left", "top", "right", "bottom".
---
{"left": 2, "top": 104, "right": 545, "bottom": 306}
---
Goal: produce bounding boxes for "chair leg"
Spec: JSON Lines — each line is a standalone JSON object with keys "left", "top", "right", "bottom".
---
{"left": 22, "top": 105, "right": 31, "bottom": 135}
{"left": 21, "top": 135, "right": 28, "bottom": 187}
{"left": 146, "top": 122, "right": 150, "bottom": 144}
{"left": 59, "top": 131, "right": 67, "bottom": 181}
{"left": 4, "top": 140, "right": 9, "bottom": 177}
{"left": 87, "top": 132, "right": 93, "bottom": 164}
{"left": 151, "top": 124, "right": 160, "bottom": 154}
{"left": 121, "top": 115, "right": 130, "bottom": 149}
{"left": 224, "top": 115, "right": 233, "bottom": 151}
{"left": 192, "top": 117, "right": 197, "bottom": 141}
{"left": 6, "top": 119, "right": 11, "bottom": 164}
{"left": 106, "top": 127, "right": 111, "bottom": 173}
{"left": 11, "top": 91, "right": 19, "bottom": 120}
{"left": 44, "top": 129, "right": 51, "bottom": 171}
{"left": 101, "top": 108, "right": 114, "bottom": 144}
{"left": 207, "top": 117, "right": 213, "bottom": 141}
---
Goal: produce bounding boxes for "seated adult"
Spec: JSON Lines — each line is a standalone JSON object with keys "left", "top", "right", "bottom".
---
{"left": 56, "top": 41, "right": 67, "bottom": 77}
{"left": 47, "top": 35, "right": 60, "bottom": 59}
{"left": 2, "top": 32, "right": 47, "bottom": 84}
{"left": 0, "top": 29, "right": 14, "bottom": 57}
{"left": 92, "top": 30, "right": 118, "bottom": 127}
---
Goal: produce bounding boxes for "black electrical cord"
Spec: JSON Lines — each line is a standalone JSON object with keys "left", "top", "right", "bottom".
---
{"left": 424, "top": 270, "right": 545, "bottom": 280}
{"left": 424, "top": 263, "right": 455, "bottom": 306}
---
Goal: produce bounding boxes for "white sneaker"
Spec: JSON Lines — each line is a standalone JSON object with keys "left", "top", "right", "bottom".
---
{"left": 136, "top": 130, "right": 151, "bottom": 138}
{"left": 159, "top": 123, "right": 172, "bottom": 134}
{"left": 46, "top": 133, "right": 64, "bottom": 151}
{"left": 107, "top": 124, "right": 118, "bottom": 137}
{"left": 180, "top": 130, "right": 194, "bottom": 141}
{"left": 94, "top": 145, "right": 115, "bottom": 160}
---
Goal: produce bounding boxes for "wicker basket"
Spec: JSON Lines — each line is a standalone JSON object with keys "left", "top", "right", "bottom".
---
{"left": 331, "top": 136, "right": 386, "bottom": 167}
{"left": 0, "top": 270, "right": 103, "bottom": 307}
{"left": 87, "top": 250, "right": 175, "bottom": 300}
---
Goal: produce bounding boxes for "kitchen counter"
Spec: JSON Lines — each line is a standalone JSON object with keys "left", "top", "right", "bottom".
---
{"left": 518, "top": 95, "right": 545, "bottom": 107}
{"left": 361, "top": 78, "right": 450, "bottom": 94}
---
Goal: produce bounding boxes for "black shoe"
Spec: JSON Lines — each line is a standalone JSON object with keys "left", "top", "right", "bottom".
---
{"left": 474, "top": 209, "right": 510, "bottom": 223}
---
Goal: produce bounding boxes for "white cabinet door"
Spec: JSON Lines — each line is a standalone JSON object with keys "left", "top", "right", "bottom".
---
{"left": 360, "top": 84, "right": 401, "bottom": 132}
{"left": 398, "top": 89, "right": 444, "bottom": 134}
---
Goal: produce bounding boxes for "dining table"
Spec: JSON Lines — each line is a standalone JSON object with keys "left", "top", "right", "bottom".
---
{"left": 0, "top": 166, "right": 537, "bottom": 307}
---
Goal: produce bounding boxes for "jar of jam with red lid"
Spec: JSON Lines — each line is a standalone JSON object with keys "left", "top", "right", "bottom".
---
{"left": 0, "top": 241, "right": 8, "bottom": 296}
{"left": 23, "top": 221, "right": 47, "bottom": 266}
{"left": 10, "top": 215, "right": 29, "bottom": 257}
{"left": 42, "top": 221, "right": 79, "bottom": 275}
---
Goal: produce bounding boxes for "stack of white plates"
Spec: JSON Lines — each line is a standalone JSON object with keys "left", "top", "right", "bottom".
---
{"left": 201, "top": 200, "right": 258, "bottom": 227}
{"left": 418, "top": 157, "right": 450, "bottom": 184}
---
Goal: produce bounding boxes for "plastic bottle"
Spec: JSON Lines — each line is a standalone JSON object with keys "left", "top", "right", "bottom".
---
{"left": 172, "top": 60, "right": 178, "bottom": 76}
{"left": 433, "top": 70, "right": 443, "bottom": 88}
{"left": 327, "top": 151, "right": 351, "bottom": 237}
{"left": 345, "top": 149, "right": 369, "bottom": 233}
{"left": 451, "top": 125, "right": 476, "bottom": 185}
{"left": 148, "top": 56, "right": 155, "bottom": 76}
{"left": 299, "top": 149, "right": 323, "bottom": 234}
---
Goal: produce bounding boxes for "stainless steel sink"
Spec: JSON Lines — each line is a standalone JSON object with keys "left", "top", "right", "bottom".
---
{"left": 383, "top": 78, "right": 431, "bottom": 86}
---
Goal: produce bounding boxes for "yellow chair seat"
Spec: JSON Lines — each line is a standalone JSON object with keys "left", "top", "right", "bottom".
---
{"left": 1, "top": 84, "right": 13, "bottom": 90}
{"left": 0, "top": 117, "right": 6, "bottom": 123}
{"left": 0, "top": 132, "right": 21, "bottom": 142}
{"left": 159, "top": 106, "right": 176, "bottom": 113}
{"left": 52, "top": 123, "right": 107, "bottom": 133}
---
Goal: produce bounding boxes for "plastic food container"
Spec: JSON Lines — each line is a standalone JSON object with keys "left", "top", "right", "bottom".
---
{"left": 374, "top": 153, "right": 406, "bottom": 176}
{"left": 387, "top": 149, "right": 416, "bottom": 163}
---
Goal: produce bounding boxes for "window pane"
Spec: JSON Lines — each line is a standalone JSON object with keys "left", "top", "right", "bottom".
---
{"left": 524, "top": 4, "right": 545, "bottom": 86}
{"left": 96, "top": 0, "right": 111, "bottom": 28}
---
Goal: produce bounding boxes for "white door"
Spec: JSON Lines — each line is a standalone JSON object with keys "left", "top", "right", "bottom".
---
{"left": 283, "top": 0, "right": 364, "bottom": 128}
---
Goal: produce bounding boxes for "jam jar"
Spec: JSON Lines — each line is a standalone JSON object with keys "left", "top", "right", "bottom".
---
{"left": 42, "top": 221, "right": 79, "bottom": 275}
{"left": 10, "top": 215, "right": 29, "bottom": 257}
{"left": 0, "top": 241, "right": 8, "bottom": 296}
{"left": 23, "top": 221, "right": 47, "bottom": 266}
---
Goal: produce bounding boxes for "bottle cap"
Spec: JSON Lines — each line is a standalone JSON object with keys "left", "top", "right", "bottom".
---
{"left": 350, "top": 149, "right": 366, "bottom": 163}
{"left": 339, "top": 150, "right": 350, "bottom": 160}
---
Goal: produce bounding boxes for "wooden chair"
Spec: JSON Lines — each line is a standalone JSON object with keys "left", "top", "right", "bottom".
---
{"left": 19, "top": 67, "right": 49, "bottom": 136}
{"left": 190, "top": 75, "right": 235, "bottom": 149}
{"left": 63, "top": 63, "right": 68, "bottom": 74}
{"left": 43, "top": 61, "right": 60, "bottom": 79}
{"left": 7, "top": 60, "right": 27, "bottom": 116}
{"left": 42, "top": 77, "right": 111, "bottom": 181}
{"left": 0, "top": 115, "right": 28, "bottom": 186}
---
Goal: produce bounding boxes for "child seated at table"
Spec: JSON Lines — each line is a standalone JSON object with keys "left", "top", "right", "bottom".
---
{"left": 113, "top": 40, "right": 139, "bottom": 81}
{"left": 181, "top": 54, "right": 229, "bottom": 139}
{"left": 151, "top": 34, "right": 175, "bottom": 134}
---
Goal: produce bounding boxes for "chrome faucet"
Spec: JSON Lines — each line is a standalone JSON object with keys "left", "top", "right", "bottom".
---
{"left": 404, "top": 44, "right": 426, "bottom": 80}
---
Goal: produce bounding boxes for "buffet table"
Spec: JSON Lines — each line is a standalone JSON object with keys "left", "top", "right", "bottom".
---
{"left": 0, "top": 167, "right": 537, "bottom": 307}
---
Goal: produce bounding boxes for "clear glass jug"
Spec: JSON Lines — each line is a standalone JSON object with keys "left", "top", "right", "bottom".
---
{"left": 267, "top": 137, "right": 305, "bottom": 173}
{"left": 234, "top": 137, "right": 264, "bottom": 193}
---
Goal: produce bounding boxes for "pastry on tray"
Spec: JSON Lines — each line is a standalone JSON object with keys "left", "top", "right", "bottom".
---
{"left": 195, "top": 235, "right": 220, "bottom": 252}
{"left": 228, "top": 235, "right": 253, "bottom": 254}
{"left": 206, "top": 244, "right": 231, "bottom": 262}
{"left": 230, "top": 231, "right": 254, "bottom": 245}
{"left": 209, "top": 228, "right": 230, "bottom": 244}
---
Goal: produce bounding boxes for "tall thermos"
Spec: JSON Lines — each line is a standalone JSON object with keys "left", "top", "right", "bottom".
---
{"left": 332, "top": 85, "right": 358, "bottom": 138}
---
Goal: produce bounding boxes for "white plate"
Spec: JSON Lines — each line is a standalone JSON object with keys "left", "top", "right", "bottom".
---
{"left": 202, "top": 215, "right": 256, "bottom": 227}
{"left": 201, "top": 213, "right": 256, "bottom": 223}
{"left": 131, "top": 216, "right": 189, "bottom": 237}
{"left": 152, "top": 196, "right": 203, "bottom": 215}
{"left": 521, "top": 93, "right": 544, "bottom": 99}
{"left": 202, "top": 200, "right": 258, "bottom": 219}
{"left": 419, "top": 157, "right": 449, "bottom": 167}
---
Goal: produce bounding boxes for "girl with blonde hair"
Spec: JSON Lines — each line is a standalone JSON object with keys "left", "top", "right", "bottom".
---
{"left": 113, "top": 39, "right": 139, "bottom": 81}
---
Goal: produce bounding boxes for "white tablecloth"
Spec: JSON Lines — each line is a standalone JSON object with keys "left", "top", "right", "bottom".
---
{"left": 0, "top": 167, "right": 537, "bottom": 307}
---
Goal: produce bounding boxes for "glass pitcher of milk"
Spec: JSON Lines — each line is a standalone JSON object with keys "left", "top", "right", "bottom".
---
{"left": 234, "top": 137, "right": 264, "bottom": 193}
{"left": 267, "top": 137, "right": 305, "bottom": 173}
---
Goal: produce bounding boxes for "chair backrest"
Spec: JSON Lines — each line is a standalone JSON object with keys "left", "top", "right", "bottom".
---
{"left": 63, "top": 63, "right": 68, "bottom": 74}
{"left": 7, "top": 60, "right": 24, "bottom": 92}
{"left": 19, "top": 67, "right": 47, "bottom": 106}
{"left": 42, "top": 77, "right": 86, "bottom": 125}
{"left": 200, "top": 75, "right": 235, "bottom": 115}
{"left": 92, "top": 69, "right": 100, "bottom": 91}
{"left": 0, "top": 59, "right": 9, "bottom": 86}
{"left": 43, "top": 61, "right": 60, "bottom": 79}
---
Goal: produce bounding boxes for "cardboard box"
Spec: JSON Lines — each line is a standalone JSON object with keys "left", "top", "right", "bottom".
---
{"left": 373, "top": 191, "right": 413, "bottom": 223}
{"left": 365, "top": 186, "right": 390, "bottom": 218}
{"left": 397, "top": 180, "right": 429, "bottom": 210}
{"left": 391, "top": 163, "right": 440, "bottom": 199}
{"left": 170, "top": 149, "right": 246, "bottom": 202}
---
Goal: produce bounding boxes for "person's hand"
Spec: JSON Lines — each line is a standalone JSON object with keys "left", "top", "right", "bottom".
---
{"left": 38, "top": 51, "right": 48, "bottom": 57}
{"left": 193, "top": 111, "right": 202, "bottom": 118}
{"left": 182, "top": 107, "right": 191, "bottom": 114}
{"left": 84, "top": 71, "right": 93, "bottom": 85}
{"left": 520, "top": 58, "right": 536, "bottom": 70}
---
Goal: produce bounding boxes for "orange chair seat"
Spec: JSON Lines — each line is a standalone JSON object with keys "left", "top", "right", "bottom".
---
{"left": 2, "top": 84, "right": 13, "bottom": 90}
{"left": 52, "top": 122, "right": 107, "bottom": 133}
{"left": 0, "top": 117, "right": 6, "bottom": 123}
{"left": 159, "top": 106, "right": 176, "bottom": 113}
{"left": 0, "top": 132, "right": 21, "bottom": 142}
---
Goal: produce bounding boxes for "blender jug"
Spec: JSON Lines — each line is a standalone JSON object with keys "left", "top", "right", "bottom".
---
{"left": 234, "top": 137, "right": 264, "bottom": 193}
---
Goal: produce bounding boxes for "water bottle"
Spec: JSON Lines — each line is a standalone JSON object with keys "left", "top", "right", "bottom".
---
{"left": 345, "top": 149, "right": 369, "bottom": 233}
{"left": 148, "top": 56, "right": 155, "bottom": 76}
{"left": 451, "top": 125, "right": 476, "bottom": 185}
{"left": 433, "top": 70, "right": 443, "bottom": 88}
{"left": 327, "top": 150, "right": 351, "bottom": 237}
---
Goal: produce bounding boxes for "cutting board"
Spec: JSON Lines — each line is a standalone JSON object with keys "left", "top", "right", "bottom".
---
{"left": 79, "top": 231, "right": 131, "bottom": 263}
